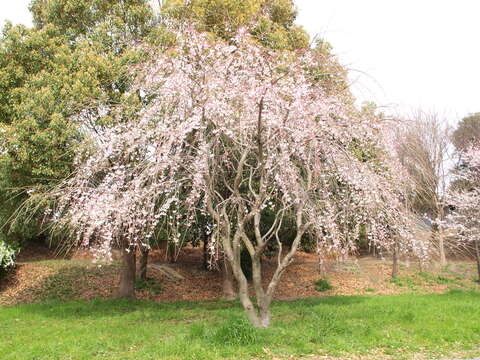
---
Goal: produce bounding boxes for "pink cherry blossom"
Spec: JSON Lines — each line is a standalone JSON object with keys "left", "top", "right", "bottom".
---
{"left": 52, "top": 25, "right": 430, "bottom": 326}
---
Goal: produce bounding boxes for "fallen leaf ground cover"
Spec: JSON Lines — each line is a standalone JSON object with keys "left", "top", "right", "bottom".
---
{"left": 1, "top": 245, "right": 479, "bottom": 306}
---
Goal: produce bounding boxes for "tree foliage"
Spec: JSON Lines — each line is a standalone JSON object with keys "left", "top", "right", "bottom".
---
{"left": 452, "top": 113, "right": 480, "bottom": 153}
{"left": 0, "top": 0, "right": 156, "bottom": 245}
{"left": 0, "top": 0, "right": 350, "bottom": 250}
{"left": 30, "top": 0, "right": 155, "bottom": 44}
{"left": 162, "top": 0, "right": 309, "bottom": 51}
{"left": 0, "top": 239, "right": 17, "bottom": 278}
{"left": 448, "top": 147, "right": 480, "bottom": 280}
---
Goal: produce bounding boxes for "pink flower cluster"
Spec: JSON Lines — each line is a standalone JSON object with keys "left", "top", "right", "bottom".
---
{"left": 448, "top": 147, "right": 480, "bottom": 245}
{"left": 53, "top": 25, "right": 428, "bottom": 262}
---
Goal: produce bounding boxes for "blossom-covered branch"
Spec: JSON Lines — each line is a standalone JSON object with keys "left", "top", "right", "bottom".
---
{"left": 52, "top": 25, "right": 429, "bottom": 326}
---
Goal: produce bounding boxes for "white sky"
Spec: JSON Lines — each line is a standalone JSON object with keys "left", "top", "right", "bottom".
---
{"left": 1, "top": 0, "right": 479, "bottom": 123}
{"left": 296, "top": 0, "right": 480, "bottom": 121}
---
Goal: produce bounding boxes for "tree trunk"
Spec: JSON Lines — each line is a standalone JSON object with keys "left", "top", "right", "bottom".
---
{"left": 203, "top": 233, "right": 209, "bottom": 270}
{"left": 318, "top": 257, "right": 327, "bottom": 278}
{"left": 432, "top": 220, "right": 447, "bottom": 267}
{"left": 138, "top": 247, "right": 149, "bottom": 281}
{"left": 259, "top": 307, "right": 271, "bottom": 328}
{"left": 392, "top": 239, "right": 399, "bottom": 279}
{"left": 475, "top": 239, "right": 480, "bottom": 282}
{"left": 222, "top": 258, "right": 236, "bottom": 300}
{"left": 438, "top": 232, "right": 447, "bottom": 267}
{"left": 117, "top": 247, "right": 136, "bottom": 298}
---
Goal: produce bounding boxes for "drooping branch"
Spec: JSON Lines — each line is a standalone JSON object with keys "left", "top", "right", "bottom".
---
{"left": 51, "top": 25, "right": 426, "bottom": 326}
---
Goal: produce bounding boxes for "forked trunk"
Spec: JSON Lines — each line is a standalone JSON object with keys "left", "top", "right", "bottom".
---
{"left": 222, "top": 258, "right": 236, "bottom": 300}
{"left": 138, "top": 247, "right": 149, "bottom": 281}
{"left": 225, "top": 217, "right": 306, "bottom": 328}
{"left": 117, "top": 247, "right": 136, "bottom": 298}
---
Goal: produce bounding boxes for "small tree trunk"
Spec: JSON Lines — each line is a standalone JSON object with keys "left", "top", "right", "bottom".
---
{"left": 438, "top": 233, "right": 447, "bottom": 267}
{"left": 117, "top": 246, "right": 136, "bottom": 298}
{"left": 392, "top": 239, "right": 399, "bottom": 279}
{"left": 432, "top": 222, "right": 447, "bottom": 267}
{"left": 138, "top": 247, "right": 149, "bottom": 281}
{"left": 167, "top": 242, "right": 177, "bottom": 263}
{"left": 419, "top": 259, "right": 424, "bottom": 272}
{"left": 318, "top": 257, "right": 327, "bottom": 278}
{"left": 475, "top": 239, "right": 480, "bottom": 281}
{"left": 203, "top": 233, "right": 209, "bottom": 270}
{"left": 222, "top": 258, "right": 236, "bottom": 300}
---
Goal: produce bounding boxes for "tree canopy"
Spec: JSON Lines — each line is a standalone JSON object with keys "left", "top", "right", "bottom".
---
{"left": 51, "top": 25, "right": 428, "bottom": 326}
{"left": 162, "top": 0, "right": 309, "bottom": 51}
{"left": 0, "top": 0, "right": 351, "bottom": 247}
{"left": 452, "top": 113, "right": 480, "bottom": 152}
{"left": 0, "top": 0, "right": 154, "bottom": 244}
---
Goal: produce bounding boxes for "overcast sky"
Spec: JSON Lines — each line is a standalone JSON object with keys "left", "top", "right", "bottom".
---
{"left": 296, "top": 0, "right": 480, "bottom": 121}
{"left": 1, "top": 1, "right": 479, "bottom": 123}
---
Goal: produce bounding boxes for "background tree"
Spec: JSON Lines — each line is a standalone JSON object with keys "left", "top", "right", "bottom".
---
{"left": 448, "top": 147, "right": 480, "bottom": 280}
{"left": 162, "top": 0, "right": 309, "bottom": 51}
{"left": 0, "top": 0, "right": 157, "bottom": 249}
{"left": 394, "top": 110, "right": 451, "bottom": 266}
{"left": 452, "top": 113, "right": 480, "bottom": 153}
{"left": 29, "top": 0, "right": 154, "bottom": 43}
{"left": 450, "top": 113, "right": 480, "bottom": 193}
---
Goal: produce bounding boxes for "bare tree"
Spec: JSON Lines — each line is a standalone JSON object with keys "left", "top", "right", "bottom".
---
{"left": 395, "top": 110, "right": 451, "bottom": 266}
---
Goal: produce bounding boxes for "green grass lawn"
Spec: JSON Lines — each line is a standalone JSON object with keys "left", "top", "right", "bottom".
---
{"left": 1, "top": 290, "right": 480, "bottom": 360}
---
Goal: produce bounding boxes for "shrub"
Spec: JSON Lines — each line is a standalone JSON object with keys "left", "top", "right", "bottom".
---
{"left": 435, "top": 275, "right": 455, "bottom": 284}
{"left": 314, "top": 278, "right": 333, "bottom": 292}
{"left": 0, "top": 240, "right": 17, "bottom": 278}
{"left": 188, "top": 317, "right": 261, "bottom": 346}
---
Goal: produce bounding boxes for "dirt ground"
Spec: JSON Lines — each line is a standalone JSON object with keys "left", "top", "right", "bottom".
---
{"left": 1, "top": 244, "right": 479, "bottom": 306}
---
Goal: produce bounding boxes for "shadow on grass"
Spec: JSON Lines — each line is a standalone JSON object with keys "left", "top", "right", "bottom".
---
{"left": 17, "top": 293, "right": 368, "bottom": 323}
{"left": 288, "top": 295, "right": 366, "bottom": 306}
{"left": 3, "top": 290, "right": 480, "bottom": 360}
{"left": 16, "top": 297, "right": 246, "bottom": 322}
{"left": 8, "top": 267, "right": 479, "bottom": 327}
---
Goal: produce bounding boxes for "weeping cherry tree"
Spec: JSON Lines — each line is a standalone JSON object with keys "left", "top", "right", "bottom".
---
{"left": 52, "top": 26, "right": 429, "bottom": 327}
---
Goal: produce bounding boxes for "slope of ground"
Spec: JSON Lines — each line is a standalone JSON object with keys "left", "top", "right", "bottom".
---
{"left": 1, "top": 244, "right": 478, "bottom": 306}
